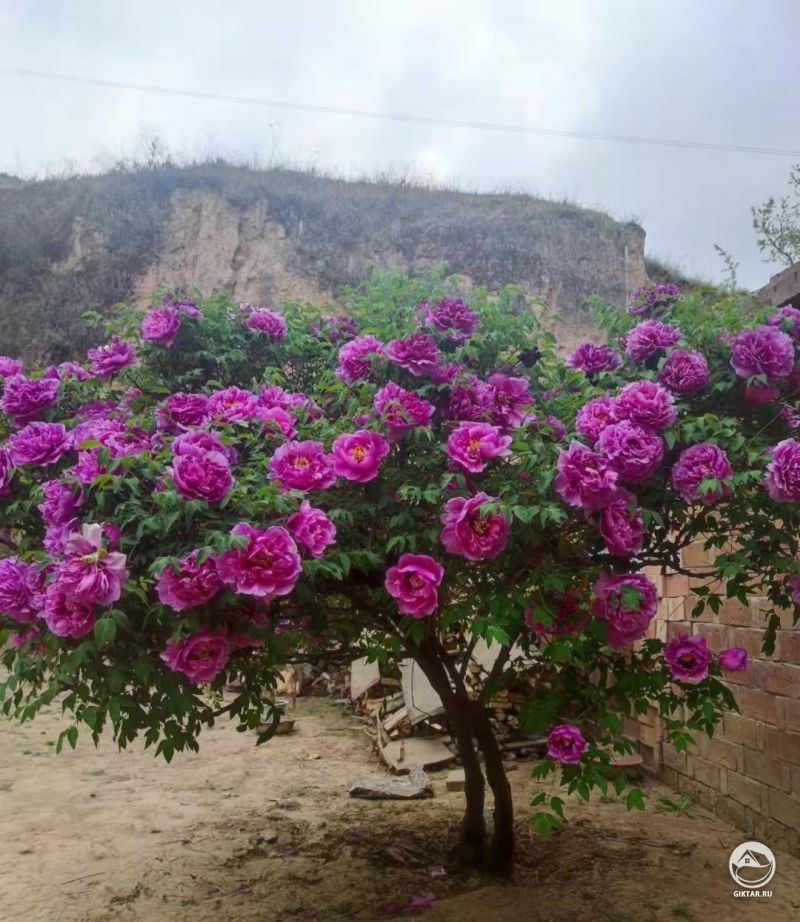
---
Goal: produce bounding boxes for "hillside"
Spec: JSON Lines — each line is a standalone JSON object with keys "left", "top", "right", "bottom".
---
{"left": 0, "top": 164, "right": 646, "bottom": 362}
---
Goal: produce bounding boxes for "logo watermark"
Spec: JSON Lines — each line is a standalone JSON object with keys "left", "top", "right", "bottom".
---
{"left": 729, "top": 841, "right": 776, "bottom": 898}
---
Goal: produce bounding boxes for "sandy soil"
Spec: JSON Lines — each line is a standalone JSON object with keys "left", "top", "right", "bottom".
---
{"left": 1, "top": 698, "right": 798, "bottom": 922}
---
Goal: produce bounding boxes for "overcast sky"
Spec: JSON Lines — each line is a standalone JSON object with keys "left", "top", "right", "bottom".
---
{"left": 1, "top": 0, "right": 799, "bottom": 288}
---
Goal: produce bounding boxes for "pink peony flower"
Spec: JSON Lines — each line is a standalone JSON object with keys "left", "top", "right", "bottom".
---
{"left": 488, "top": 374, "right": 534, "bottom": 428}
{"left": 216, "top": 523, "right": 302, "bottom": 598}
{"left": 208, "top": 386, "right": 259, "bottom": 423}
{"left": 446, "top": 375, "right": 495, "bottom": 422}
{"left": 440, "top": 492, "right": 508, "bottom": 561}
{"left": 0, "top": 448, "right": 13, "bottom": 496}
{"left": 331, "top": 430, "right": 390, "bottom": 483}
{"left": 765, "top": 438, "right": 800, "bottom": 502}
{"left": 446, "top": 422, "right": 512, "bottom": 473}
{"left": 719, "top": 647, "right": 748, "bottom": 672}
{"left": 596, "top": 420, "right": 664, "bottom": 484}
{"left": 309, "top": 313, "right": 360, "bottom": 343}
{"left": 592, "top": 572, "right": 658, "bottom": 648}
{"left": 172, "top": 451, "right": 233, "bottom": 503}
{"left": 745, "top": 382, "right": 780, "bottom": 406}
{"left": 385, "top": 553, "right": 445, "bottom": 617}
{"left": 270, "top": 440, "right": 336, "bottom": 492}
{"left": 429, "top": 362, "right": 464, "bottom": 384}
{"left": 156, "top": 552, "right": 221, "bottom": 612}
{"left": 38, "top": 479, "right": 83, "bottom": 526}
{"left": 627, "top": 282, "right": 681, "bottom": 317}
{"left": 165, "top": 393, "right": 210, "bottom": 427}
{"left": 421, "top": 298, "right": 480, "bottom": 342}
{"left": 613, "top": 380, "right": 677, "bottom": 432}
{"left": 141, "top": 306, "right": 180, "bottom": 346}
{"left": 671, "top": 443, "right": 733, "bottom": 505}
{"left": 161, "top": 629, "right": 230, "bottom": 684}
{"left": 768, "top": 305, "right": 800, "bottom": 340}
{"left": 0, "top": 558, "right": 42, "bottom": 623}
{"left": 624, "top": 320, "right": 682, "bottom": 363}
{"left": 659, "top": 349, "right": 710, "bottom": 395}
{"left": 57, "top": 524, "right": 129, "bottom": 606}
{"left": 555, "top": 441, "right": 620, "bottom": 513}
{"left": 257, "top": 406, "right": 297, "bottom": 439}
{"left": 0, "top": 356, "right": 23, "bottom": 377}
{"left": 172, "top": 297, "right": 202, "bottom": 318}
{"left": 575, "top": 397, "right": 617, "bottom": 445}
{"left": 87, "top": 336, "right": 136, "bottom": 377}
{"left": 1, "top": 374, "right": 60, "bottom": 425}
{"left": 664, "top": 633, "right": 711, "bottom": 683}
{"left": 546, "top": 724, "right": 588, "bottom": 764}
{"left": 43, "top": 586, "right": 95, "bottom": 639}
{"left": 173, "top": 429, "right": 237, "bottom": 465}
{"left": 525, "top": 591, "right": 587, "bottom": 637}
{"left": 373, "top": 382, "right": 435, "bottom": 437}
{"left": 566, "top": 343, "right": 621, "bottom": 374}
{"left": 599, "top": 490, "right": 644, "bottom": 556}
{"left": 730, "top": 325, "right": 795, "bottom": 382}
{"left": 258, "top": 384, "right": 309, "bottom": 413}
{"left": 336, "top": 335, "right": 384, "bottom": 382}
{"left": 246, "top": 308, "right": 288, "bottom": 341}
{"left": 786, "top": 574, "right": 800, "bottom": 604}
{"left": 286, "top": 500, "right": 337, "bottom": 558}
{"left": 385, "top": 333, "right": 441, "bottom": 376}
{"left": 9, "top": 422, "right": 72, "bottom": 466}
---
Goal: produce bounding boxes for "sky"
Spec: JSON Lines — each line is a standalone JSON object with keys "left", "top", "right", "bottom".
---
{"left": 1, "top": 0, "right": 799, "bottom": 289}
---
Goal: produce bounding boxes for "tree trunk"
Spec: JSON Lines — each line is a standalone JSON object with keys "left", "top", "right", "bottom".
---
{"left": 410, "top": 638, "right": 515, "bottom": 873}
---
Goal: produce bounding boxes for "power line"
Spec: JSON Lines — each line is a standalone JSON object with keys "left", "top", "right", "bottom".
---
{"left": 3, "top": 66, "right": 800, "bottom": 158}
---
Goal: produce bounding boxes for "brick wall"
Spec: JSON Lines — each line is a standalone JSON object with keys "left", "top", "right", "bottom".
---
{"left": 630, "top": 542, "right": 800, "bottom": 855}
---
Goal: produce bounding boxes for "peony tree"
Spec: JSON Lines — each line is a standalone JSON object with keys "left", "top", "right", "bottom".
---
{"left": 1, "top": 273, "right": 799, "bottom": 875}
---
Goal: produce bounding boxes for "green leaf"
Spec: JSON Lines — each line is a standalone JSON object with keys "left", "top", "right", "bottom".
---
{"left": 94, "top": 618, "right": 117, "bottom": 647}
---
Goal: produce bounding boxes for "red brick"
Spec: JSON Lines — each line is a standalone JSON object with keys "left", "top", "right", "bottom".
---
{"left": 689, "top": 755, "right": 720, "bottom": 788}
{"left": 662, "top": 743, "right": 688, "bottom": 773}
{"left": 743, "top": 746, "right": 789, "bottom": 789}
{"left": 750, "top": 596, "right": 797, "bottom": 629}
{"left": 776, "top": 630, "right": 800, "bottom": 664}
{"left": 664, "top": 573, "right": 690, "bottom": 598}
{"left": 761, "top": 662, "right": 800, "bottom": 698}
{"left": 681, "top": 542, "right": 715, "bottom": 569}
{"left": 695, "top": 623, "right": 732, "bottom": 650}
{"left": 660, "top": 597, "right": 686, "bottom": 622}
{"left": 684, "top": 592, "right": 715, "bottom": 622}
{"left": 730, "top": 627, "right": 767, "bottom": 660}
{"left": 696, "top": 736, "right": 743, "bottom": 771}
{"left": 724, "top": 770, "right": 767, "bottom": 811}
{"left": 767, "top": 788, "right": 800, "bottom": 830}
{"left": 718, "top": 597, "right": 752, "bottom": 626}
{"left": 765, "top": 727, "right": 800, "bottom": 766}
{"left": 722, "top": 712, "right": 764, "bottom": 749}
{"left": 785, "top": 698, "right": 800, "bottom": 733}
{"left": 734, "top": 685, "right": 784, "bottom": 725}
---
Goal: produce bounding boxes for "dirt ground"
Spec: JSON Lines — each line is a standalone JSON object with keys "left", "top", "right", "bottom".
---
{"left": 1, "top": 698, "right": 798, "bottom": 922}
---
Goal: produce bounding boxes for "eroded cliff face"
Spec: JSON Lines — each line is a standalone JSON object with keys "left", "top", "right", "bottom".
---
{"left": 0, "top": 165, "right": 646, "bottom": 361}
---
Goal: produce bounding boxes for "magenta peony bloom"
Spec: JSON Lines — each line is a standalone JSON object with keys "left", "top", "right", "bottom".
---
{"left": 336, "top": 335, "right": 384, "bottom": 382}
{"left": 566, "top": 343, "right": 621, "bottom": 374}
{"left": 0, "top": 448, "right": 13, "bottom": 496}
{"left": 730, "top": 325, "right": 795, "bottom": 382}
{"left": 1, "top": 374, "right": 60, "bottom": 425}
{"left": 613, "top": 380, "right": 677, "bottom": 432}
{"left": 525, "top": 590, "right": 587, "bottom": 637}
{"left": 246, "top": 308, "right": 288, "bottom": 341}
{"left": 575, "top": 396, "right": 617, "bottom": 445}
{"left": 719, "top": 647, "right": 748, "bottom": 672}
{"left": 0, "top": 558, "right": 42, "bottom": 623}
{"left": 57, "top": 361, "right": 91, "bottom": 381}
{"left": 217, "top": 523, "right": 302, "bottom": 598}
{"left": 592, "top": 572, "right": 658, "bottom": 648}
{"left": 624, "top": 320, "right": 682, "bottom": 363}
{"left": 671, "top": 443, "right": 733, "bottom": 505}
{"left": 440, "top": 492, "right": 508, "bottom": 561}
{"left": 385, "top": 553, "right": 445, "bottom": 618}
{"left": 546, "top": 724, "right": 588, "bottom": 764}
{"left": 599, "top": 490, "right": 644, "bottom": 556}
{"left": 429, "top": 362, "right": 464, "bottom": 384}
{"left": 627, "top": 282, "right": 681, "bottom": 317}
{"left": 87, "top": 336, "right": 136, "bottom": 377}
{"left": 0, "top": 356, "right": 23, "bottom": 377}
{"left": 664, "top": 633, "right": 711, "bottom": 683}
{"left": 421, "top": 298, "right": 480, "bottom": 342}
{"left": 768, "top": 305, "right": 800, "bottom": 340}
{"left": 161, "top": 629, "right": 230, "bottom": 684}
{"left": 309, "top": 313, "right": 360, "bottom": 343}
{"left": 165, "top": 392, "right": 210, "bottom": 428}
{"left": 171, "top": 297, "right": 202, "bottom": 318}
{"left": 257, "top": 406, "right": 297, "bottom": 440}
{"left": 286, "top": 500, "right": 337, "bottom": 558}
{"left": 172, "top": 450, "right": 233, "bottom": 504}
{"left": 270, "top": 440, "right": 336, "bottom": 492}
{"left": 173, "top": 429, "right": 237, "bottom": 465}
{"left": 374, "top": 382, "right": 435, "bottom": 437}
{"left": 208, "top": 386, "right": 259, "bottom": 423}
{"left": 488, "top": 374, "right": 534, "bottom": 428}
{"left": 745, "top": 381, "right": 780, "bottom": 406}
{"left": 57, "top": 524, "right": 129, "bottom": 606}
{"left": 141, "top": 306, "right": 180, "bottom": 346}
{"left": 786, "top": 574, "right": 800, "bottom": 604}
{"left": 38, "top": 479, "right": 83, "bottom": 526}
{"left": 596, "top": 420, "right": 664, "bottom": 484}
{"left": 385, "top": 333, "right": 441, "bottom": 376}
{"left": 9, "top": 422, "right": 71, "bottom": 466}
{"left": 156, "top": 552, "right": 221, "bottom": 612}
{"left": 555, "top": 441, "right": 620, "bottom": 512}
{"left": 331, "top": 430, "right": 390, "bottom": 483}
{"left": 43, "top": 586, "right": 95, "bottom": 639}
{"left": 659, "top": 349, "right": 710, "bottom": 395}
{"left": 765, "top": 438, "right": 800, "bottom": 502}
{"left": 258, "top": 384, "right": 310, "bottom": 415}
{"left": 446, "top": 375, "right": 495, "bottom": 422}
{"left": 446, "top": 422, "right": 512, "bottom": 473}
